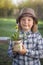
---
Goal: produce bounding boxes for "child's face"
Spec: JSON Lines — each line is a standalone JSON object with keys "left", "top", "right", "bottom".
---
{"left": 20, "top": 16, "right": 33, "bottom": 31}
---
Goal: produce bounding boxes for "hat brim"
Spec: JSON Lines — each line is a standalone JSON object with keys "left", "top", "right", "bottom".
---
{"left": 16, "top": 13, "right": 38, "bottom": 23}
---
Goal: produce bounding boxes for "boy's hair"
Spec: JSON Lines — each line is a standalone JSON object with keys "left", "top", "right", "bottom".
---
{"left": 16, "top": 8, "right": 38, "bottom": 33}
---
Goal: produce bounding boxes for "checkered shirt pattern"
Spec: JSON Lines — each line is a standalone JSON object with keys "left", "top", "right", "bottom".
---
{"left": 8, "top": 31, "right": 43, "bottom": 65}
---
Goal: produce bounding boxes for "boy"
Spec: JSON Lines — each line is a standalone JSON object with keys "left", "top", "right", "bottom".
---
{"left": 8, "top": 8, "right": 43, "bottom": 65}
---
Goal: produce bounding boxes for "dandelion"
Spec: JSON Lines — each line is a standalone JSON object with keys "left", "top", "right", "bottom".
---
{"left": 15, "top": 24, "right": 18, "bottom": 31}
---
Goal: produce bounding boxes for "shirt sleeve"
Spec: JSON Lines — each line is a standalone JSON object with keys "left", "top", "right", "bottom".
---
{"left": 7, "top": 40, "right": 17, "bottom": 58}
{"left": 26, "top": 33, "right": 43, "bottom": 59}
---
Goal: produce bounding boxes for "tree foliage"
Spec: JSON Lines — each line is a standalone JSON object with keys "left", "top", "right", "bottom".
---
{"left": 0, "top": 0, "right": 43, "bottom": 19}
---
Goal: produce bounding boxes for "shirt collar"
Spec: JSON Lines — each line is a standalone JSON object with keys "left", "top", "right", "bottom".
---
{"left": 19, "top": 30, "right": 32, "bottom": 35}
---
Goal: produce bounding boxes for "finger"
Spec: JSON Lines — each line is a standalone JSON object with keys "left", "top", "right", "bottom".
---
{"left": 22, "top": 44, "right": 25, "bottom": 48}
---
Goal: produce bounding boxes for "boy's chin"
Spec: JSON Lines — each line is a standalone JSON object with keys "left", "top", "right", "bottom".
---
{"left": 23, "top": 28, "right": 30, "bottom": 31}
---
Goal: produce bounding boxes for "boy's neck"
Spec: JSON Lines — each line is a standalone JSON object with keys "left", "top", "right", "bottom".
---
{"left": 21, "top": 29, "right": 31, "bottom": 33}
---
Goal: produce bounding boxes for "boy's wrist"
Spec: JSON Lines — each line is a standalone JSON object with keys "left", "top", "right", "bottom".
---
{"left": 26, "top": 49, "right": 28, "bottom": 53}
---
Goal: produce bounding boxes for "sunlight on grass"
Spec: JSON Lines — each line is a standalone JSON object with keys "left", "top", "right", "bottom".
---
{"left": 0, "top": 18, "right": 16, "bottom": 22}
{"left": 38, "top": 20, "right": 43, "bottom": 24}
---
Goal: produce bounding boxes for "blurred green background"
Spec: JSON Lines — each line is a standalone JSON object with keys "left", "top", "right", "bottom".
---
{"left": 0, "top": 0, "right": 43, "bottom": 65}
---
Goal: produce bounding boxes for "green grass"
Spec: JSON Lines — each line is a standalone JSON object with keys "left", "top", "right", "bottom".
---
{"left": 0, "top": 18, "right": 43, "bottom": 65}
{"left": 0, "top": 18, "right": 16, "bottom": 37}
{"left": 0, "top": 18, "right": 16, "bottom": 65}
{"left": 0, "top": 42, "right": 12, "bottom": 65}
{"left": 38, "top": 20, "right": 43, "bottom": 37}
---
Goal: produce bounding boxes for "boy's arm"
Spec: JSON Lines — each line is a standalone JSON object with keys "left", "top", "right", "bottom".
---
{"left": 8, "top": 40, "right": 17, "bottom": 58}
{"left": 26, "top": 33, "right": 43, "bottom": 59}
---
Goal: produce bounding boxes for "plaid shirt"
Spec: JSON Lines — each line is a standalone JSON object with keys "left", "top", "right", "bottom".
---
{"left": 8, "top": 30, "right": 43, "bottom": 65}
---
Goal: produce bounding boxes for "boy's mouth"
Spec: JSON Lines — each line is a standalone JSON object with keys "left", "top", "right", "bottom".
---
{"left": 23, "top": 24, "right": 28, "bottom": 26}
{"left": 23, "top": 25, "right": 30, "bottom": 27}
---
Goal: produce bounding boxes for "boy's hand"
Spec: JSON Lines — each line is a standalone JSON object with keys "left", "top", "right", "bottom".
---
{"left": 18, "top": 44, "right": 27, "bottom": 55}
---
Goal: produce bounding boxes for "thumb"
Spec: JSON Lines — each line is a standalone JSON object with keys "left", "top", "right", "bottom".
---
{"left": 22, "top": 44, "right": 26, "bottom": 49}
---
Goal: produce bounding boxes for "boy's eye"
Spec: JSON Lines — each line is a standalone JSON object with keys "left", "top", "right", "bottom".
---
{"left": 22, "top": 19, "right": 25, "bottom": 21}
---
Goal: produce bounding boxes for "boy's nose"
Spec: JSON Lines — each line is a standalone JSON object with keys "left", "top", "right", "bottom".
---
{"left": 24, "top": 20, "right": 28, "bottom": 24}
